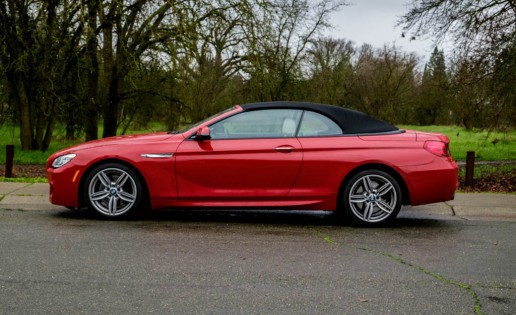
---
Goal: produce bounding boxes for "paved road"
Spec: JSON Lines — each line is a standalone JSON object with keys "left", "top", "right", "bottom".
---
{"left": 0, "top": 204, "right": 515, "bottom": 314}
{"left": 1, "top": 183, "right": 515, "bottom": 220}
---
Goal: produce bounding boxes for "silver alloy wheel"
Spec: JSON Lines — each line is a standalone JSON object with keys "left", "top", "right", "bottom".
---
{"left": 88, "top": 167, "right": 138, "bottom": 217}
{"left": 348, "top": 174, "right": 397, "bottom": 223}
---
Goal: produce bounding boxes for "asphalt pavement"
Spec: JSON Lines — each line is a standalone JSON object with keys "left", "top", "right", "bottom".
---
{"left": 0, "top": 182, "right": 514, "bottom": 220}
{"left": 1, "top": 182, "right": 515, "bottom": 314}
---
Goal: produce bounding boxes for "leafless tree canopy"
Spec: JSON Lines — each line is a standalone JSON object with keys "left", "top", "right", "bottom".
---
{"left": 0, "top": 0, "right": 514, "bottom": 151}
{"left": 400, "top": 0, "right": 516, "bottom": 59}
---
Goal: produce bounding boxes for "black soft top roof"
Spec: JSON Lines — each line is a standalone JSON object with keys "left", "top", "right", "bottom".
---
{"left": 241, "top": 101, "right": 399, "bottom": 134}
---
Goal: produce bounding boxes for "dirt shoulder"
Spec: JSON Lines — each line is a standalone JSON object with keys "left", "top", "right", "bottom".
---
{"left": 1, "top": 165, "right": 47, "bottom": 178}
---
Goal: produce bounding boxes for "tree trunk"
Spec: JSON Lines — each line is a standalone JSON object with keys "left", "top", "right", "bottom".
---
{"left": 15, "top": 79, "right": 33, "bottom": 151}
{"left": 35, "top": 95, "right": 48, "bottom": 150}
{"left": 103, "top": 71, "right": 120, "bottom": 138}
{"left": 42, "top": 112, "right": 56, "bottom": 151}
{"left": 85, "top": 0, "right": 99, "bottom": 141}
{"left": 100, "top": 5, "right": 116, "bottom": 138}
{"left": 85, "top": 96, "right": 99, "bottom": 141}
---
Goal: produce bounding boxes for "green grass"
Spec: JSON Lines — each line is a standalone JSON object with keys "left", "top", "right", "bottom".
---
{"left": 0, "top": 177, "right": 47, "bottom": 183}
{"left": 0, "top": 123, "right": 514, "bottom": 165}
{"left": 0, "top": 122, "right": 167, "bottom": 165}
{"left": 400, "top": 125, "right": 515, "bottom": 161}
{"left": 458, "top": 163, "right": 515, "bottom": 179}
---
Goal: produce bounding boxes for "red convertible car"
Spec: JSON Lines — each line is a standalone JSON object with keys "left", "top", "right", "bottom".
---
{"left": 47, "top": 102, "right": 458, "bottom": 225}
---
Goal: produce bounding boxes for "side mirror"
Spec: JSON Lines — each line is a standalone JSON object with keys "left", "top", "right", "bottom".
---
{"left": 195, "top": 127, "right": 211, "bottom": 141}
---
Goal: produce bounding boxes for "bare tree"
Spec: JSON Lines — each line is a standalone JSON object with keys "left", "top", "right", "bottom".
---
{"left": 346, "top": 44, "right": 419, "bottom": 123}
{"left": 168, "top": 0, "right": 249, "bottom": 122}
{"left": 449, "top": 58, "right": 492, "bottom": 129}
{"left": 307, "top": 37, "right": 354, "bottom": 105}
{"left": 97, "top": 0, "right": 177, "bottom": 138}
{"left": 243, "top": 0, "right": 347, "bottom": 101}
{"left": 0, "top": 0, "right": 85, "bottom": 150}
{"left": 399, "top": 0, "right": 516, "bottom": 128}
{"left": 400, "top": 0, "right": 516, "bottom": 52}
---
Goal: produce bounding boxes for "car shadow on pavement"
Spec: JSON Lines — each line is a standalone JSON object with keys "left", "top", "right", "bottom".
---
{"left": 53, "top": 207, "right": 447, "bottom": 229}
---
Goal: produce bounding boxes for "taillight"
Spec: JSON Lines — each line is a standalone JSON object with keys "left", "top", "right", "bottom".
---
{"left": 424, "top": 141, "right": 451, "bottom": 157}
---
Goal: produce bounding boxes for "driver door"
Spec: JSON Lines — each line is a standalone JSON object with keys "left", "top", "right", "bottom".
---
{"left": 175, "top": 109, "right": 303, "bottom": 199}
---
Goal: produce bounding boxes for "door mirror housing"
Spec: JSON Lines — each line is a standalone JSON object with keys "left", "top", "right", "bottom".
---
{"left": 195, "top": 127, "right": 211, "bottom": 141}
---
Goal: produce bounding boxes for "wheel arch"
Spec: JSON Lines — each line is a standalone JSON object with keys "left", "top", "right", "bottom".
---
{"left": 78, "top": 158, "right": 151, "bottom": 210}
{"left": 338, "top": 163, "right": 411, "bottom": 207}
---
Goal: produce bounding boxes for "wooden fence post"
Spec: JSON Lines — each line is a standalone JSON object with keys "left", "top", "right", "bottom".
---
{"left": 5, "top": 145, "right": 15, "bottom": 178}
{"left": 465, "top": 151, "right": 475, "bottom": 187}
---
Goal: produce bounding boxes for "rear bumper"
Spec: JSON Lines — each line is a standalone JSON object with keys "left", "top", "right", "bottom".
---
{"left": 404, "top": 158, "right": 458, "bottom": 206}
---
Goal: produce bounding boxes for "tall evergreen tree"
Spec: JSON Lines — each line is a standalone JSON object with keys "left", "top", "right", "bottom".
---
{"left": 417, "top": 47, "right": 449, "bottom": 125}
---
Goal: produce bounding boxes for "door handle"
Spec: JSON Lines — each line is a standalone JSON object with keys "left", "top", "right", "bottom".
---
{"left": 275, "top": 146, "right": 295, "bottom": 153}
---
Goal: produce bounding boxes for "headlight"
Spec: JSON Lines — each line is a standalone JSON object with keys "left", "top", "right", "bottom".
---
{"left": 51, "top": 154, "right": 76, "bottom": 168}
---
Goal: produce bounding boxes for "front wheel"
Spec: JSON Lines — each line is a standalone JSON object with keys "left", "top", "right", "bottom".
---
{"left": 84, "top": 163, "right": 143, "bottom": 218}
{"left": 340, "top": 170, "right": 402, "bottom": 226}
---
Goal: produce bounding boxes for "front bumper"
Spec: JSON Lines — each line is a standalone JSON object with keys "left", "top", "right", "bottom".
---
{"left": 47, "top": 164, "right": 82, "bottom": 208}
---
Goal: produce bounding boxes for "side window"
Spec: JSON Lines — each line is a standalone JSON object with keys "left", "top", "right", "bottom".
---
{"left": 210, "top": 109, "right": 302, "bottom": 139}
{"left": 298, "top": 111, "right": 342, "bottom": 137}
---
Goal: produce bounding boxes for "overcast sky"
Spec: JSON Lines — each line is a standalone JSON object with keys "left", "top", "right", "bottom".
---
{"left": 325, "top": 0, "right": 438, "bottom": 61}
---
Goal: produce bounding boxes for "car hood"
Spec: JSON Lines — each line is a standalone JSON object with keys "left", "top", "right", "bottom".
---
{"left": 56, "top": 132, "right": 182, "bottom": 154}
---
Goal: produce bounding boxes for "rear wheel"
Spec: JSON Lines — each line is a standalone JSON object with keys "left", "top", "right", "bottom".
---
{"left": 341, "top": 170, "right": 402, "bottom": 226}
{"left": 84, "top": 163, "right": 143, "bottom": 218}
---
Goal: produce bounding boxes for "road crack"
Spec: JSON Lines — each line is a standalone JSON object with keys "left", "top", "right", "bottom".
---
{"left": 315, "top": 229, "right": 483, "bottom": 315}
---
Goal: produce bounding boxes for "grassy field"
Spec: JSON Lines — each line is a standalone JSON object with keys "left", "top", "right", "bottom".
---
{"left": 399, "top": 125, "right": 515, "bottom": 161}
{"left": 0, "top": 123, "right": 166, "bottom": 165}
{"left": 0, "top": 123, "right": 514, "bottom": 164}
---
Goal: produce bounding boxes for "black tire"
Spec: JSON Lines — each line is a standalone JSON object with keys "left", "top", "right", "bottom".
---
{"left": 84, "top": 163, "right": 143, "bottom": 219}
{"left": 340, "top": 169, "right": 402, "bottom": 226}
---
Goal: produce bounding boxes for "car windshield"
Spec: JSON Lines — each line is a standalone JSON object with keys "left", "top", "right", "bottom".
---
{"left": 171, "top": 106, "right": 238, "bottom": 134}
